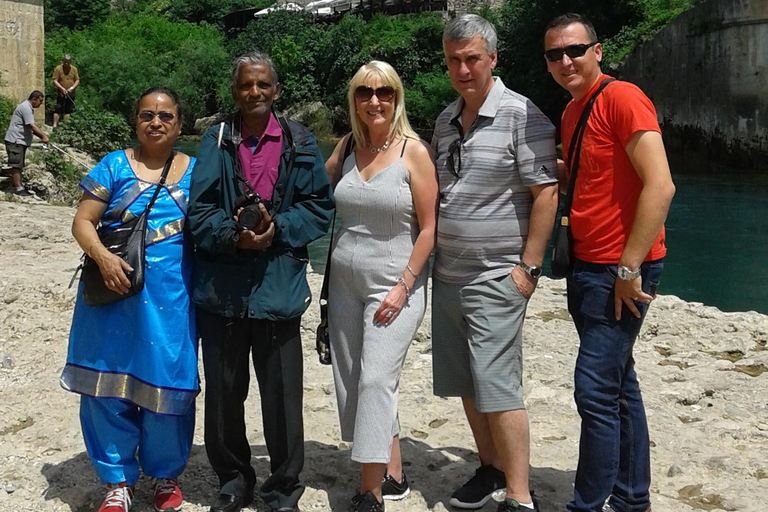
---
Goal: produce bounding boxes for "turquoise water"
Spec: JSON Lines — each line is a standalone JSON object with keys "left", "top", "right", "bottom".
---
{"left": 175, "top": 139, "right": 768, "bottom": 314}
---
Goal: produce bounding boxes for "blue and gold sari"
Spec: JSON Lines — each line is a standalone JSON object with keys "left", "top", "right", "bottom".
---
{"left": 61, "top": 150, "right": 198, "bottom": 416}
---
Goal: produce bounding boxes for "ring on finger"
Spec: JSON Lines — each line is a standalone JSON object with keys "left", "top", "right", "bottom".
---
{"left": 385, "top": 311, "right": 394, "bottom": 318}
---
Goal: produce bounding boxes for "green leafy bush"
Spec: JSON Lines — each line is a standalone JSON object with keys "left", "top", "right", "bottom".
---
{"left": 51, "top": 101, "right": 131, "bottom": 159}
{"left": 45, "top": 13, "right": 230, "bottom": 130}
{"left": 0, "top": 94, "right": 16, "bottom": 135}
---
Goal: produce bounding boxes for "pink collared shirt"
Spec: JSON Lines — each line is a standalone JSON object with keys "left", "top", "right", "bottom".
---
{"left": 238, "top": 114, "right": 283, "bottom": 201}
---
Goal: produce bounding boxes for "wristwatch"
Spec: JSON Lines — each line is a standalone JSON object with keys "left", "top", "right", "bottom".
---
{"left": 617, "top": 265, "right": 641, "bottom": 281}
{"left": 518, "top": 262, "right": 542, "bottom": 279}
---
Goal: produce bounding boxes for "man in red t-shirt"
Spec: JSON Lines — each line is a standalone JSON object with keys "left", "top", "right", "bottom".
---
{"left": 544, "top": 13, "right": 675, "bottom": 512}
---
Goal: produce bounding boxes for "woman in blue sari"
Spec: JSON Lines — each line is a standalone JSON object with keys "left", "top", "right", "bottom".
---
{"left": 61, "top": 87, "right": 197, "bottom": 512}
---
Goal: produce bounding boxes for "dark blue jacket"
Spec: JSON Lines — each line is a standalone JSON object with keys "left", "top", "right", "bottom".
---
{"left": 187, "top": 112, "right": 334, "bottom": 320}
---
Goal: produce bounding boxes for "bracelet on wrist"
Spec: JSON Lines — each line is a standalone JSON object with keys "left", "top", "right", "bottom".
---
{"left": 396, "top": 276, "right": 411, "bottom": 297}
{"left": 405, "top": 264, "right": 418, "bottom": 280}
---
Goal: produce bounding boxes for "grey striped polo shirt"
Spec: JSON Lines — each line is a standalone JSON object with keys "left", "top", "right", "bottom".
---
{"left": 431, "top": 77, "right": 557, "bottom": 285}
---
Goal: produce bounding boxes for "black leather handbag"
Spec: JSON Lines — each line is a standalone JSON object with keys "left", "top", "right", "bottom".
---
{"left": 79, "top": 153, "right": 175, "bottom": 306}
{"left": 315, "top": 135, "right": 354, "bottom": 364}
{"left": 551, "top": 79, "right": 615, "bottom": 279}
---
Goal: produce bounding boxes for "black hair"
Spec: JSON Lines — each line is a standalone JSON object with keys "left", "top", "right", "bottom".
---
{"left": 544, "top": 13, "right": 599, "bottom": 46}
{"left": 135, "top": 86, "right": 183, "bottom": 121}
{"left": 28, "top": 90, "right": 44, "bottom": 100}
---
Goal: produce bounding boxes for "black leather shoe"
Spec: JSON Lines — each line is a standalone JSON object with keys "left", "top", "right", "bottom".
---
{"left": 210, "top": 493, "right": 253, "bottom": 512}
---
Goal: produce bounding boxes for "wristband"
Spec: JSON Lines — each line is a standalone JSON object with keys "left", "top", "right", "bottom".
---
{"left": 396, "top": 276, "right": 411, "bottom": 297}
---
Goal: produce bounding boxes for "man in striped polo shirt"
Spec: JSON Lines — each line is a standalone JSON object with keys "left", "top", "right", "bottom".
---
{"left": 431, "top": 14, "right": 559, "bottom": 512}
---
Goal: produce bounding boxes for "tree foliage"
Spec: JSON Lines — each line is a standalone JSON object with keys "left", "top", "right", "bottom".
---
{"left": 41, "top": 1, "right": 698, "bottom": 137}
{"left": 45, "top": 13, "right": 230, "bottom": 131}
{"left": 495, "top": 0, "right": 698, "bottom": 125}
{"left": 50, "top": 101, "right": 131, "bottom": 159}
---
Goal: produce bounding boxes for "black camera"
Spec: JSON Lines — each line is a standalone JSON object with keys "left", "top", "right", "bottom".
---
{"left": 234, "top": 190, "right": 264, "bottom": 231}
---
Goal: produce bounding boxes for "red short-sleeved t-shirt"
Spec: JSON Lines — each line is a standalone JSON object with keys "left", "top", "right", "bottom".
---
{"left": 561, "top": 75, "right": 667, "bottom": 264}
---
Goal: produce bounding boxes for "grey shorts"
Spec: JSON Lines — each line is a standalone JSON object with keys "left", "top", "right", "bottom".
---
{"left": 432, "top": 273, "right": 529, "bottom": 413}
{"left": 4, "top": 142, "right": 26, "bottom": 169}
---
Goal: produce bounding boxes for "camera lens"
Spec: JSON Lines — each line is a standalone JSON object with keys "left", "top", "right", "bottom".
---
{"left": 237, "top": 204, "right": 263, "bottom": 231}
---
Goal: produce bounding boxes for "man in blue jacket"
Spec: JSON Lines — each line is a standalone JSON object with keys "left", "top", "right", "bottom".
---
{"left": 188, "top": 51, "right": 334, "bottom": 512}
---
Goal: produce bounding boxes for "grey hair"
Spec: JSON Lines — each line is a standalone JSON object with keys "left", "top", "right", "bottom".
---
{"left": 230, "top": 51, "right": 279, "bottom": 88}
{"left": 443, "top": 14, "right": 497, "bottom": 54}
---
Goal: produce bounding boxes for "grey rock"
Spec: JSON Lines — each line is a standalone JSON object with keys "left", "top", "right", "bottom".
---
{"left": 667, "top": 464, "right": 683, "bottom": 477}
{"left": 194, "top": 113, "right": 226, "bottom": 135}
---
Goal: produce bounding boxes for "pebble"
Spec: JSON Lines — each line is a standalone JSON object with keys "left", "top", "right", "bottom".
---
{"left": 667, "top": 464, "right": 683, "bottom": 477}
{"left": 3, "top": 292, "right": 19, "bottom": 305}
{"left": 4, "top": 483, "right": 15, "bottom": 493}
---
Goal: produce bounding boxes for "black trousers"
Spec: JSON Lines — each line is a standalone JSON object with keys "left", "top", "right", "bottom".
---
{"left": 198, "top": 309, "right": 305, "bottom": 510}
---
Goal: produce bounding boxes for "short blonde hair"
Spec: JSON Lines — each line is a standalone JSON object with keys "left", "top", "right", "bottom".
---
{"left": 347, "top": 61, "right": 419, "bottom": 148}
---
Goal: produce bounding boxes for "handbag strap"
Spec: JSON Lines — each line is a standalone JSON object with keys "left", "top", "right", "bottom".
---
{"left": 562, "top": 78, "right": 615, "bottom": 216}
{"left": 144, "top": 151, "right": 176, "bottom": 215}
{"left": 319, "top": 135, "right": 355, "bottom": 307}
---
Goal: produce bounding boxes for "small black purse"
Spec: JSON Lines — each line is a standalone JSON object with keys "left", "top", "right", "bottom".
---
{"left": 78, "top": 152, "right": 175, "bottom": 306}
{"left": 315, "top": 135, "right": 354, "bottom": 365}
{"left": 551, "top": 79, "right": 615, "bottom": 279}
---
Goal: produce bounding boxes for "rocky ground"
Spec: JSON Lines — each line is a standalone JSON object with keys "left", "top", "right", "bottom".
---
{"left": 0, "top": 200, "right": 767, "bottom": 512}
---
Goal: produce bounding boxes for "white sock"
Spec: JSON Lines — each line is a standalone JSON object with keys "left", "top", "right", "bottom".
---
{"left": 518, "top": 502, "right": 535, "bottom": 510}
{"left": 15, "top": 186, "right": 23, "bottom": 191}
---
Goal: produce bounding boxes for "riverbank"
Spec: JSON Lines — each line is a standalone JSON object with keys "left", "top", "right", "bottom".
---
{"left": 0, "top": 201, "right": 767, "bottom": 512}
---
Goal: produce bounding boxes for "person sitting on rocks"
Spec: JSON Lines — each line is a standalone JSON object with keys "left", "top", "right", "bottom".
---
{"left": 3, "top": 90, "right": 49, "bottom": 197}
{"left": 61, "top": 87, "right": 198, "bottom": 512}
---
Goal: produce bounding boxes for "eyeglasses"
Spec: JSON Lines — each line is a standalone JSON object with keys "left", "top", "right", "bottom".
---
{"left": 138, "top": 110, "right": 176, "bottom": 123}
{"left": 544, "top": 42, "right": 598, "bottom": 62}
{"left": 446, "top": 138, "right": 462, "bottom": 179}
{"left": 354, "top": 85, "right": 395, "bottom": 102}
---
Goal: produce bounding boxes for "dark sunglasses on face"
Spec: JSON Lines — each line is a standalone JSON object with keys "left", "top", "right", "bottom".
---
{"left": 138, "top": 110, "right": 176, "bottom": 123}
{"left": 354, "top": 85, "right": 396, "bottom": 102}
{"left": 447, "top": 138, "right": 462, "bottom": 179}
{"left": 544, "top": 42, "right": 598, "bottom": 62}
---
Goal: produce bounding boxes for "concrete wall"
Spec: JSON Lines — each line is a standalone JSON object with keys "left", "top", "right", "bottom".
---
{"left": 619, "top": 0, "right": 768, "bottom": 169}
{"left": 0, "top": 0, "right": 44, "bottom": 121}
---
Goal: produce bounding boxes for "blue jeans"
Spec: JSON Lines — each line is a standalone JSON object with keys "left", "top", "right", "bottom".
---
{"left": 566, "top": 259, "right": 663, "bottom": 512}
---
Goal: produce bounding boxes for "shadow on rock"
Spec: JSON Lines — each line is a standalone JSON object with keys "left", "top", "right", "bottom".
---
{"left": 40, "top": 441, "right": 575, "bottom": 511}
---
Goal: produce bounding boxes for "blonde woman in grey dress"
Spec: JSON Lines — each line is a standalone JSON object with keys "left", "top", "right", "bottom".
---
{"left": 324, "top": 60, "right": 438, "bottom": 512}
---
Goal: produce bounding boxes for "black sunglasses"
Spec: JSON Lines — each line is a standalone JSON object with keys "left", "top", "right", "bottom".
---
{"left": 138, "top": 110, "right": 176, "bottom": 123}
{"left": 354, "top": 85, "right": 396, "bottom": 102}
{"left": 544, "top": 42, "right": 598, "bottom": 62}
{"left": 446, "top": 138, "right": 462, "bottom": 179}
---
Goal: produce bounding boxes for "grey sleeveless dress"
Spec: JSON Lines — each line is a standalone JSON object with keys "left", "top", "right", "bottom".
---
{"left": 328, "top": 140, "right": 427, "bottom": 463}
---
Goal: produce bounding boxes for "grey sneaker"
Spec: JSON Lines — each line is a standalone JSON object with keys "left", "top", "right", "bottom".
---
{"left": 449, "top": 465, "right": 506, "bottom": 509}
{"left": 381, "top": 472, "right": 409, "bottom": 501}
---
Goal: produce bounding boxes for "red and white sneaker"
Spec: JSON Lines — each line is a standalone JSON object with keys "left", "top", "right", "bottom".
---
{"left": 153, "top": 478, "right": 183, "bottom": 512}
{"left": 98, "top": 483, "right": 134, "bottom": 512}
